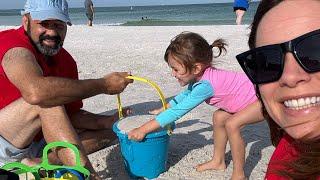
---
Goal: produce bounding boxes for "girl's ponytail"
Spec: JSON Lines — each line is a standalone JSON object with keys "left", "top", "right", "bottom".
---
{"left": 210, "top": 39, "right": 227, "bottom": 58}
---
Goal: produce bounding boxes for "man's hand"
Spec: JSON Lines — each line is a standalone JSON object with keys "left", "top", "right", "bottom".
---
{"left": 103, "top": 72, "right": 133, "bottom": 95}
{"left": 128, "top": 127, "right": 147, "bottom": 141}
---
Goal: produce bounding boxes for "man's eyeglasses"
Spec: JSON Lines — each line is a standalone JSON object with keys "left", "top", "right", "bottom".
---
{"left": 236, "top": 29, "right": 320, "bottom": 84}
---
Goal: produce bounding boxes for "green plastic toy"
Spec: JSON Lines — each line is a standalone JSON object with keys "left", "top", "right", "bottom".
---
{"left": 1, "top": 141, "right": 90, "bottom": 180}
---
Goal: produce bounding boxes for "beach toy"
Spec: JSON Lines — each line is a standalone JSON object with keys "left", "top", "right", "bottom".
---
{"left": 1, "top": 141, "right": 90, "bottom": 180}
{"left": 113, "top": 75, "right": 174, "bottom": 179}
{"left": 54, "top": 168, "right": 84, "bottom": 180}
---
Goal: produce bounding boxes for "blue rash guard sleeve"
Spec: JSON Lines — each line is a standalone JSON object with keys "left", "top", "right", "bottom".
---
{"left": 156, "top": 80, "right": 214, "bottom": 127}
{"left": 168, "top": 88, "right": 190, "bottom": 107}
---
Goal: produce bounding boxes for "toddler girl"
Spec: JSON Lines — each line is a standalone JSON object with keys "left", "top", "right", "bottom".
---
{"left": 128, "top": 32, "right": 264, "bottom": 179}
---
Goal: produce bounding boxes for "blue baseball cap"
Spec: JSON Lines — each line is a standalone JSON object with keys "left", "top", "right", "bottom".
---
{"left": 21, "top": 0, "right": 72, "bottom": 26}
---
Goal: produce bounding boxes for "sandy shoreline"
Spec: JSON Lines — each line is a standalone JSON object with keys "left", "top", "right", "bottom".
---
{"left": 0, "top": 25, "right": 274, "bottom": 179}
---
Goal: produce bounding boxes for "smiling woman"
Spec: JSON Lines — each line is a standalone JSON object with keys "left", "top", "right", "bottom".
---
{"left": 236, "top": 0, "right": 320, "bottom": 179}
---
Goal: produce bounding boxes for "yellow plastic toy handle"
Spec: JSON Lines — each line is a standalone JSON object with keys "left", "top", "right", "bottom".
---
{"left": 117, "top": 75, "right": 173, "bottom": 135}
{"left": 117, "top": 94, "right": 123, "bottom": 119}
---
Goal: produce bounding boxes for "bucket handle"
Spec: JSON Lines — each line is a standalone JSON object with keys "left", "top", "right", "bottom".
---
{"left": 117, "top": 75, "right": 173, "bottom": 135}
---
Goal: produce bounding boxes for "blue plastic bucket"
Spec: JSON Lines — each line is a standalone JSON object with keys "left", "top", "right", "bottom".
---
{"left": 113, "top": 120, "right": 172, "bottom": 179}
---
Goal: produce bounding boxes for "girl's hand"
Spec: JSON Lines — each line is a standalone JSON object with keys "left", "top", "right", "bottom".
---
{"left": 128, "top": 128, "right": 146, "bottom": 141}
{"left": 148, "top": 107, "right": 165, "bottom": 115}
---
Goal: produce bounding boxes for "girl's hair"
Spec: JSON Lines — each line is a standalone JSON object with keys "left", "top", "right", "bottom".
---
{"left": 250, "top": 0, "right": 320, "bottom": 178}
{"left": 164, "top": 31, "right": 227, "bottom": 72}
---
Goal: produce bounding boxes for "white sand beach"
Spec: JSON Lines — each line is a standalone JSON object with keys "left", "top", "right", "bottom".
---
{"left": 0, "top": 25, "right": 274, "bottom": 179}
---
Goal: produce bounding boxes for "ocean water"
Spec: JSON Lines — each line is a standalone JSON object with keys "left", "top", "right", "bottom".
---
{"left": 0, "top": 2, "right": 259, "bottom": 26}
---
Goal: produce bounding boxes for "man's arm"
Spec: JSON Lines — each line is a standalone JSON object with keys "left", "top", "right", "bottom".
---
{"left": 2, "top": 47, "right": 132, "bottom": 107}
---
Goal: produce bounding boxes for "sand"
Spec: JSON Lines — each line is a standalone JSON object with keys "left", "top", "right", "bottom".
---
{"left": 0, "top": 25, "right": 274, "bottom": 179}
{"left": 117, "top": 114, "right": 165, "bottom": 133}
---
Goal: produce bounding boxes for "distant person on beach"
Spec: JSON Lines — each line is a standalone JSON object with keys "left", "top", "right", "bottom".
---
{"left": 236, "top": 0, "right": 320, "bottom": 179}
{"left": 128, "top": 32, "right": 264, "bottom": 179}
{"left": 0, "top": 0, "right": 132, "bottom": 179}
{"left": 84, "top": 0, "right": 94, "bottom": 26}
{"left": 233, "top": 0, "right": 249, "bottom": 25}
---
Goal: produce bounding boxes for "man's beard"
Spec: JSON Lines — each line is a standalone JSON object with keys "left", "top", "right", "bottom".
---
{"left": 27, "top": 23, "right": 63, "bottom": 56}
{"left": 35, "top": 34, "right": 63, "bottom": 56}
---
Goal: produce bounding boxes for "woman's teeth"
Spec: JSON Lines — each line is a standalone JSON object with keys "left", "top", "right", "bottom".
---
{"left": 284, "top": 97, "right": 320, "bottom": 110}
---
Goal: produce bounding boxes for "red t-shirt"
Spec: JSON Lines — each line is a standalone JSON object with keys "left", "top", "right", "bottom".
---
{"left": 266, "top": 134, "right": 320, "bottom": 180}
{"left": 265, "top": 134, "right": 298, "bottom": 179}
{"left": 0, "top": 26, "right": 83, "bottom": 114}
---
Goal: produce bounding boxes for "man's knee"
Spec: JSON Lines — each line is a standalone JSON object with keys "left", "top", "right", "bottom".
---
{"left": 0, "top": 98, "right": 42, "bottom": 132}
{"left": 0, "top": 98, "right": 67, "bottom": 148}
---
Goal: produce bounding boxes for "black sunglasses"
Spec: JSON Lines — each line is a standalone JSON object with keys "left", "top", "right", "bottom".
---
{"left": 236, "top": 29, "right": 320, "bottom": 84}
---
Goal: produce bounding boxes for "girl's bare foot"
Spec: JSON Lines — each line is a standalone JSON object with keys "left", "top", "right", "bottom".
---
{"left": 196, "top": 159, "right": 226, "bottom": 172}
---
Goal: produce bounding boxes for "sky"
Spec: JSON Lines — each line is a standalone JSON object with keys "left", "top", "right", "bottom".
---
{"left": 0, "top": 0, "right": 238, "bottom": 10}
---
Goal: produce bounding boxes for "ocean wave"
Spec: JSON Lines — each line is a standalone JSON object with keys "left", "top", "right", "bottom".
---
{"left": 98, "top": 22, "right": 125, "bottom": 26}
{"left": 121, "top": 19, "right": 235, "bottom": 26}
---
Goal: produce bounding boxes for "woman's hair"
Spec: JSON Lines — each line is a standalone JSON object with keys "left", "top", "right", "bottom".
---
{"left": 164, "top": 31, "right": 227, "bottom": 72}
{"left": 250, "top": 0, "right": 320, "bottom": 178}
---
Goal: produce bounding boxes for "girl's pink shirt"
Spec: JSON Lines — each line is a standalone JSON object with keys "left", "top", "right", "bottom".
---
{"left": 201, "top": 67, "right": 257, "bottom": 113}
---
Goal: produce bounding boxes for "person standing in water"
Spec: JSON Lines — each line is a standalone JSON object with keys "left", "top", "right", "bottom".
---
{"left": 233, "top": 0, "right": 249, "bottom": 25}
{"left": 84, "top": 0, "right": 94, "bottom": 26}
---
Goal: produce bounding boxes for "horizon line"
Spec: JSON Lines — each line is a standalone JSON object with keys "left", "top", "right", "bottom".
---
{"left": 0, "top": 1, "right": 260, "bottom": 10}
